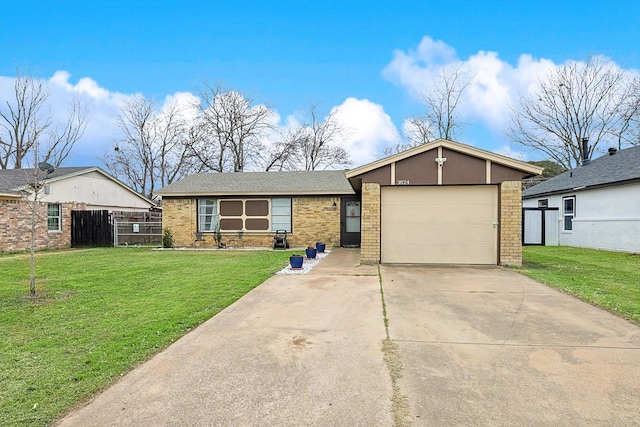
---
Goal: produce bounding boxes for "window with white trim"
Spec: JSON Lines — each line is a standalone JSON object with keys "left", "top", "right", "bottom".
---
{"left": 198, "top": 199, "right": 218, "bottom": 232}
{"left": 47, "top": 203, "right": 61, "bottom": 231}
{"left": 563, "top": 196, "right": 575, "bottom": 231}
{"left": 271, "top": 198, "right": 292, "bottom": 232}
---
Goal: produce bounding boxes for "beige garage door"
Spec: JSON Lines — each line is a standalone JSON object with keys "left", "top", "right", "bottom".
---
{"left": 381, "top": 186, "right": 498, "bottom": 264}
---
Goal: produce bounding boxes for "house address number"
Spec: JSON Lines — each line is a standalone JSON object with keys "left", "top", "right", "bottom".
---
{"left": 396, "top": 179, "right": 410, "bottom": 185}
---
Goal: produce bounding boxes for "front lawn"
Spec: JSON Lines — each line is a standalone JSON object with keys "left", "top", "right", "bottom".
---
{"left": 518, "top": 246, "right": 640, "bottom": 324}
{"left": 0, "top": 247, "right": 292, "bottom": 426}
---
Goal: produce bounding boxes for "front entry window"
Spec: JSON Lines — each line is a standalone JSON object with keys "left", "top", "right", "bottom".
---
{"left": 346, "top": 201, "right": 361, "bottom": 232}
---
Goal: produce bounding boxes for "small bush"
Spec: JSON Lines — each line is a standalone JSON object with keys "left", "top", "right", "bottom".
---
{"left": 162, "top": 228, "right": 174, "bottom": 248}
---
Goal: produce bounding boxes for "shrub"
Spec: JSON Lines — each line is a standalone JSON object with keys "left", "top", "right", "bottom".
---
{"left": 162, "top": 228, "right": 174, "bottom": 248}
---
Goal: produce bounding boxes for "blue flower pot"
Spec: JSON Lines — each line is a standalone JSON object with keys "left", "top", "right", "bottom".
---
{"left": 305, "top": 248, "right": 317, "bottom": 259}
{"left": 289, "top": 255, "right": 304, "bottom": 269}
{"left": 315, "top": 242, "right": 326, "bottom": 253}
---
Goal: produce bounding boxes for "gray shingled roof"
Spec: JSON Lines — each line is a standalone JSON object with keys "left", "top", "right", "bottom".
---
{"left": 0, "top": 167, "right": 90, "bottom": 193}
{"left": 156, "top": 170, "right": 355, "bottom": 196}
{"left": 523, "top": 146, "right": 640, "bottom": 198}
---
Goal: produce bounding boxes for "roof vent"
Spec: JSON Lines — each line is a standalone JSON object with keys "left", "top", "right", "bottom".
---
{"left": 608, "top": 147, "right": 618, "bottom": 156}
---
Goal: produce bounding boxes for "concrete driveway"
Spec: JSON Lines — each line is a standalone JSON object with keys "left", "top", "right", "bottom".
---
{"left": 57, "top": 249, "right": 640, "bottom": 426}
{"left": 381, "top": 264, "right": 640, "bottom": 426}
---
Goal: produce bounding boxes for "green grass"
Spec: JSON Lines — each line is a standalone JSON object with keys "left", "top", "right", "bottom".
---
{"left": 517, "top": 246, "right": 640, "bottom": 324}
{"left": 0, "top": 247, "right": 293, "bottom": 426}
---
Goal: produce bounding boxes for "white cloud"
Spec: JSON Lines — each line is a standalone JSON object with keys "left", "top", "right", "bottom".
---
{"left": 331, "top": 98, "right": 400, "bottom": 166}
{"left": 493, "top": 144, "right": 527, "bottom": 161}
{"left": 383, "top": 36, "right": 558, "bottom": 132}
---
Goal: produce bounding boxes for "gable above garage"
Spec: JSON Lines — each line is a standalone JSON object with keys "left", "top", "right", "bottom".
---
{"left": 346, "top": 139, "right": 543, "bottom": 189}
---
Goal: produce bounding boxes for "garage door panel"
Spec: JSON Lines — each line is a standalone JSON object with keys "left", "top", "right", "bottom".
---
{"left": 382, "top": 186, "right": 498, "bottom": 264}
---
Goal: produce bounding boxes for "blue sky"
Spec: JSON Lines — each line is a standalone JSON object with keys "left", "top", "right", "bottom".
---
{"left": 2, "top": 0, "right": 639, "bottom": 168}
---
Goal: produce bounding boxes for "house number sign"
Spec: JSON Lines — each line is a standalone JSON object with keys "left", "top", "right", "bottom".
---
{"left": 396, "top": 179, "right": 410, "bottom": 185}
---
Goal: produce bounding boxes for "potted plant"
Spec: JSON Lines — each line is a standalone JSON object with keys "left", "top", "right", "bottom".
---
{"left": 306, "top": 246, "right": 317, "bottom": 259}
{"left": 315, "top": 242, "right": 326, "bottom": 253}
{"left": 289, "top": 254, "right": 304, "bottom": 269}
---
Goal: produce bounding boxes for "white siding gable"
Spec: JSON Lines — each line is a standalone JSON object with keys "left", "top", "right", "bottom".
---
{"left": 42, "top": 170, "right": 153, "bottom": 211}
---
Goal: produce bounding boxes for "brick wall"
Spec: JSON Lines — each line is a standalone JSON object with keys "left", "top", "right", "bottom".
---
{"left": 360, "top": 183, "right": 381, "bottom": 264}
{"left": 163, "top": 196, "right": 341, "bottom": 249}
{"left": 0, "top": 199, "right": 85, "bottom": 252}
{"left": 499, "top": 181, "right": 522, "bottom": 266}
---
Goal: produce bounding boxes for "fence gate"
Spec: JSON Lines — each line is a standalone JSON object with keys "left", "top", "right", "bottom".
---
{"left": 522, "top": 208, "right": 559, "bottom": 246}
{"left": 71, "top": 210, "right": 113, "bottom": 247}
{"left": 112, "top": 211, "right": 162, "bottom": 246}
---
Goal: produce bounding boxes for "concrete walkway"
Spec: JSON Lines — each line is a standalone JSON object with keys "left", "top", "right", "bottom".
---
{"left": 57, "top": 249, "right": 640, "bottom": 426}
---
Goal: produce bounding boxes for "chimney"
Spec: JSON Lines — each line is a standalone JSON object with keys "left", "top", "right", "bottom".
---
{"left": 608, "top": 147, "right": 618, "bottom": 156}
{"left": 581, "top": 138, "right": 590, "bottom": 166}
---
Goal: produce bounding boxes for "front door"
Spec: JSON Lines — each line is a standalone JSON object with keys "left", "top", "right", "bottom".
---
{"left": 340, "top": 196, "right": 361, "bottom": 247}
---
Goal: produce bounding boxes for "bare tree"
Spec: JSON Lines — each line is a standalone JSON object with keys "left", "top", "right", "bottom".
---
{"left": 193, "top": 83, "right": 274, "bottom": 172}
{"left": 259, "top": 104, "right": 351, "bottom": 171}
{"left": 0, "top": 69, "right": 88, "bottom": 169}
{"left": 104, "top": 95, "right": 200, "bottom": 198}
{"left": 293, "top": 104, "right": 350, "bottom": 170}
{"left": 508, "top": 56, "right": 639, "bottom": 169}
{"left": 386, "top": 63, "right": 471, "bottom": 155}
{"left": 262, "top": 127, "right": 306, "bottom": 171}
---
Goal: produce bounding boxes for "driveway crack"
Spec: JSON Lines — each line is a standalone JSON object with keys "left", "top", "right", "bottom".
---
{"left": 378, "top": 265, "right": 411, "bottom": 427}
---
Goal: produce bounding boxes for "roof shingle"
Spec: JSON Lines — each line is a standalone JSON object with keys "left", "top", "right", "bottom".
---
{"left": 523, "top": 146, "right": 640, "bottom": 198}
{"left": 156, "top": 170, "right": 355, "bottom": 196}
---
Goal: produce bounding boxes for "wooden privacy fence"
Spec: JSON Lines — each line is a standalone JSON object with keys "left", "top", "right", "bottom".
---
{"left": 71, "top": 210, "right": 162, "bottom": 247}
{"left": 71, "top": 210, "right": 113, "bottom": 247}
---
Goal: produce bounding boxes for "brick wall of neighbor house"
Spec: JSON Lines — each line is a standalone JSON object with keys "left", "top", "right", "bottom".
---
{"left": 360, "top": 182, "right": 381, "bottom": 264}
{"left": 163, "top": 196, "right": 341, "bottom": 249}
{"left": 0, "top": 199, "right": 86, "bottom": 252}
{"left": 499, "top": 180, "right": 522, "bottom": 266}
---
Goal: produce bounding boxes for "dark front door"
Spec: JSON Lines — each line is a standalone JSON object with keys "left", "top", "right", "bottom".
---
{"left": 340, "top": 196, "right": 361, "bottom": 247}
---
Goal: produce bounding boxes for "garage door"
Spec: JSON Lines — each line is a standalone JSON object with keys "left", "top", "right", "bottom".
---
{"left": 381, "top": 186, "right": 498, "bottom": 264}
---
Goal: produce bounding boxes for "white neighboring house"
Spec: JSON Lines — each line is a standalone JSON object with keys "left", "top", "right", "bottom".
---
{"left": 0, "top": 166, "right": 155, "bottom": 251}
{"left": 522, "top": 146, "right": 640, "bottom": 253}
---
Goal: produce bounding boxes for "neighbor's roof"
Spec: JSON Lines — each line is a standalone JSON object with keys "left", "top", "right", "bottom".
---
{"left": 0, "top": 167, "right": 89, "bottom": 192}
{"left": 156, "top": 170, "right": 355, "bottom": 196}
{"left": 523, "top": 145, "right": 640, "bottom": 199}
{"left": 0, "top": 166, "right": 155, "bottom": 205}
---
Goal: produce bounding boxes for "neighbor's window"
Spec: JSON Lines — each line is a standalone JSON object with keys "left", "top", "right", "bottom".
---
{"left": 198, "top": 199, "right": 218, "bottom": 232}
{"left": 563, "top": 196, "right": 575, "bottom": 231}
{"left": 47, "top": 203, "right": 61, "bottom": 231}
{"left": 271, "top": 198, "right": 292, "bottom": 232}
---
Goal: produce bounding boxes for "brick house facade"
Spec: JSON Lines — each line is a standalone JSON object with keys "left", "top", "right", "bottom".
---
{"left": 162, "top": 196, "right": 342, "bottom": 249}
{"left": 0, "top": 199, "right": 86, "bottom": 252}
{"left": 158, "top": 140, "right": 542, "bottom": 266}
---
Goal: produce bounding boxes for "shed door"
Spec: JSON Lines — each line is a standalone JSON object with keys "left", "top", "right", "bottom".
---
{"left": 381, "top": 186, "right": 498, "bottom": 264}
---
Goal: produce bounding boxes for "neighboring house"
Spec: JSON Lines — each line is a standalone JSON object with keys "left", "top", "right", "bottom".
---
{"left": 522, "top": 146, "right": 640, "bottom": 253}
{"left": 0, "top": 167, "right": 155, "bottom": 251}
{"left": 158, "top": 139, "right": 542, "bottom": 266}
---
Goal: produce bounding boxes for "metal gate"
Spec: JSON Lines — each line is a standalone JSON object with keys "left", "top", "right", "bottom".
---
{"left": 522, "top": 208, "right": 559, "bottom": 246}
{"left": 71, "top": 210, "right": 113, "bottom": 247}
{"left": 112, "top": 211, "right": 162, "bottom": 246}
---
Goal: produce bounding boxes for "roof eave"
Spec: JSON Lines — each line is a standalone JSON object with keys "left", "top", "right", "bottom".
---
{"left": 156, "top": 189, "right": 355, "bottom": 197}
{"left": 0, "top": 191, "right": 22, "bottom": 199}
{"left": 523, "top": 177, "right": 640, "bottom": 199}
{"left": 346, "top": 138, "right": 543, "bottom": 178}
